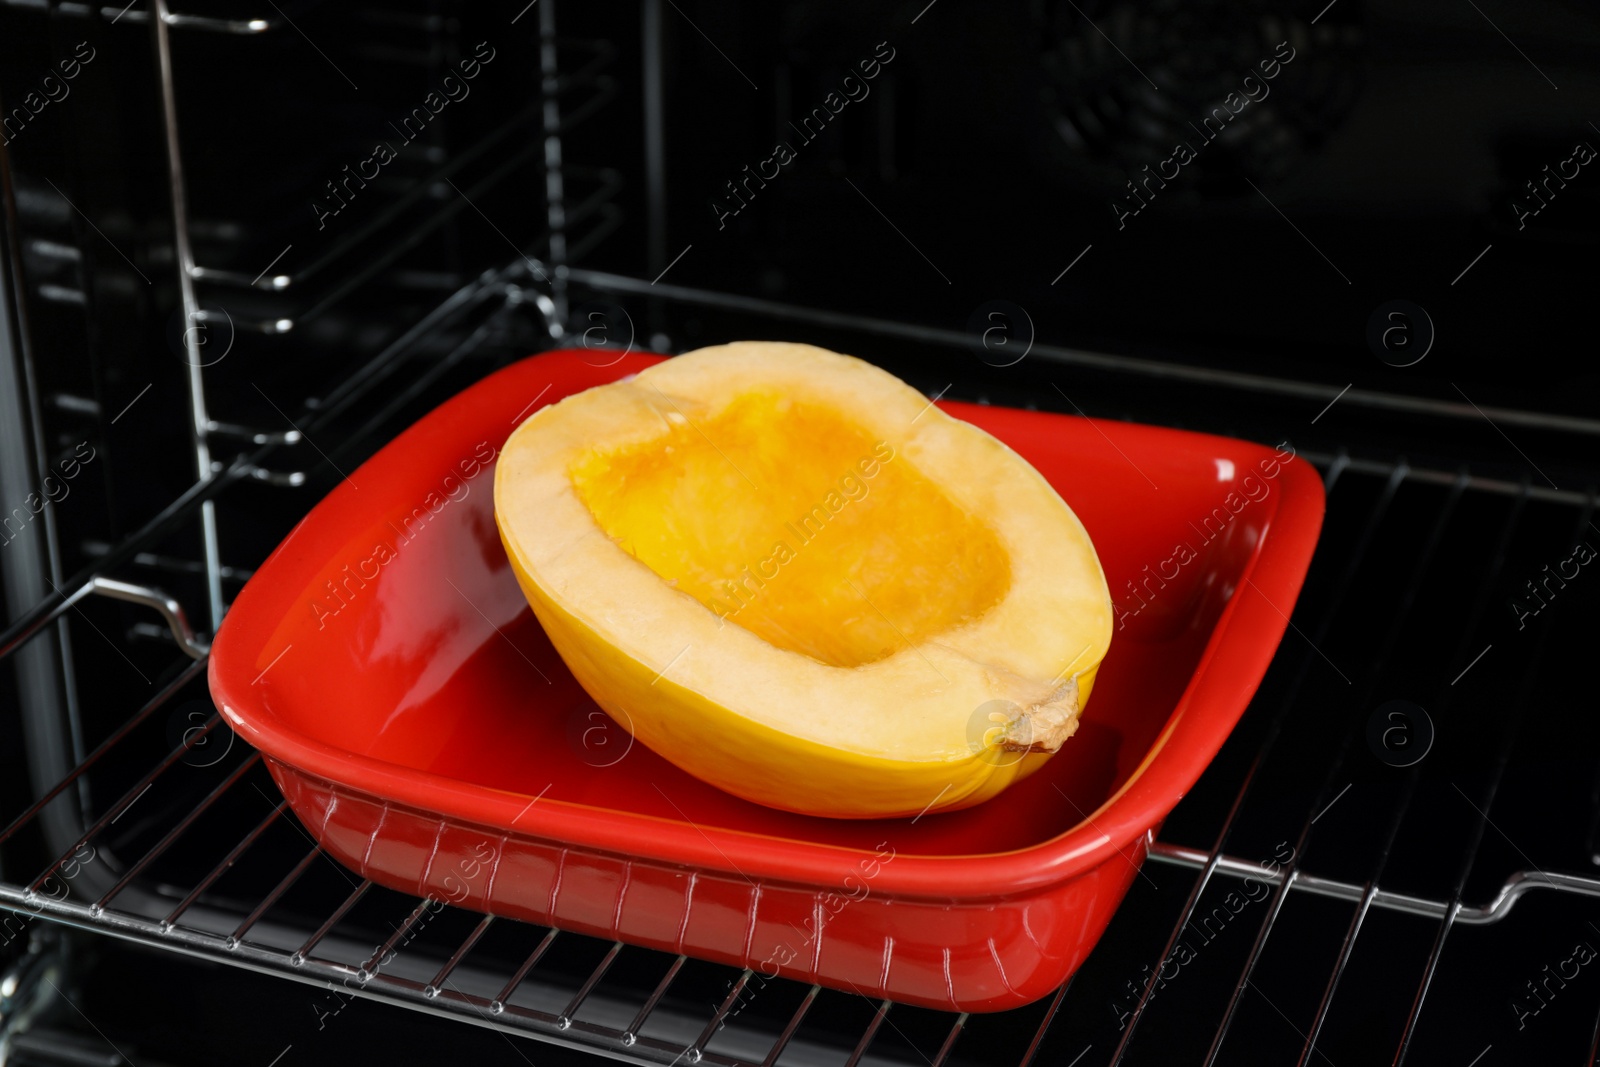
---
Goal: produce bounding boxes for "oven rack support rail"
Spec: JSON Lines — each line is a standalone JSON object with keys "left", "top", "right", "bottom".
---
{"left": 3, "top": 0, "right": 620, "bottom": 663}
{"left": 138, "top": 0, "right": 608, "bottom": 634}
{"left": 0, "top": 260, "right": 540, "bottom": 668}
{"left": 558, "top": 270, "right": 1600, "bottom": 444}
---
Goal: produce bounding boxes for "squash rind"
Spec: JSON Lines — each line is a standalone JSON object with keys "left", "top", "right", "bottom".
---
{"left": 494, "top": 342, "right": 1112, "bottom": 818}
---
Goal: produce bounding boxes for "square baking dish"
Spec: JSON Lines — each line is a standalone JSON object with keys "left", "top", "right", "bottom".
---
{"left": 208, "top": 348, "right": 1324, "bottom": 1012}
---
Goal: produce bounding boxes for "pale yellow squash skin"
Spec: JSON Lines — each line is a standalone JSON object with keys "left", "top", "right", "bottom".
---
{"left": 494, "top": 343, "right": 1112, "bottom": 819}
{"left": 518, "top": 581, "right": 1062, "bottom": 815}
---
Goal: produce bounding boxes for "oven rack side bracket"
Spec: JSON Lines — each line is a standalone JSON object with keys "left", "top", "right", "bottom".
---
{"left": 1145, "top": 837, "right": 1600, "bottom": 927}
{"left": 80, "top": 577, "right": 209, "bottom": 660}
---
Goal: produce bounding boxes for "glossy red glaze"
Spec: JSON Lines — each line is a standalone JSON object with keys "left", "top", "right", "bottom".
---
{"left": 209, "top": 348, "right": 1324, "bottom": 1012}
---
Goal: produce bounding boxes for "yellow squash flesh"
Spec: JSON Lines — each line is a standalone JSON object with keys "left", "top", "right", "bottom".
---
{"left": 494, "top": 343, "right": 1112, "bottom": 818}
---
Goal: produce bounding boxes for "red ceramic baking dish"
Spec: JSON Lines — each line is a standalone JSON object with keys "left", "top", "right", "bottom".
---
{"left": 208, "top": 348, "right": 1323, "bottom": 1013}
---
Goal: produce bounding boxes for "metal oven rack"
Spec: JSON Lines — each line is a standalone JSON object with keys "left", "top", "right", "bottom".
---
{"left": 5, "top": 259, "right": 1600, "bottom": 1064}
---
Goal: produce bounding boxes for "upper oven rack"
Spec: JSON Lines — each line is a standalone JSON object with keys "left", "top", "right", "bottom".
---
{"left": 4, "top": 265, "right": 1600, "bottom": 1066}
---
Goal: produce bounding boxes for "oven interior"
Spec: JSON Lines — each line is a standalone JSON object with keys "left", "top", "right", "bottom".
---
{"left": 3, "top": 1, "right": 1599, "bottom": 1064}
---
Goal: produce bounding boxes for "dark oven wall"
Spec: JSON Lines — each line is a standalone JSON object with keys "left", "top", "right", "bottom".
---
{"left": 648, "top": 0, "right": 1600, "bottom": 433}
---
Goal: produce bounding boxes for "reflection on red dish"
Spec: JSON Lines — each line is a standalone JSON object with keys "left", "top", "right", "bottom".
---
{"left": 209, "top": 349, "right": 1324, "bottom": 1012}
